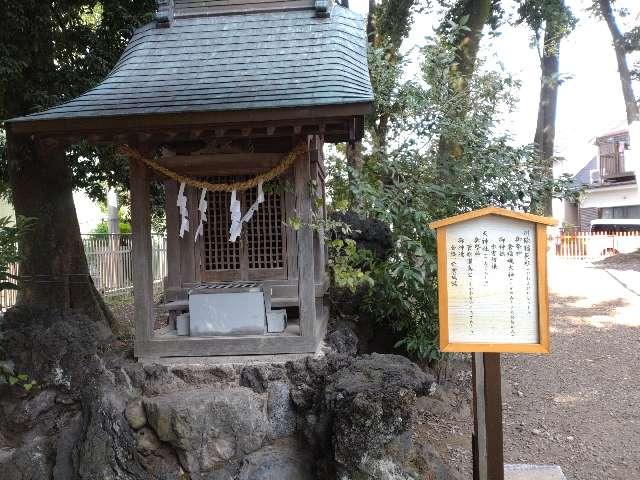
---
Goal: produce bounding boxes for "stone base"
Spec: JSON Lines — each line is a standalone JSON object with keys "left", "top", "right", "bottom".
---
{"left": 505, "top": 464, "right": 566, "bottom": 480}
{"left": 139, "top": 342, "right": 329, "bottom": 367}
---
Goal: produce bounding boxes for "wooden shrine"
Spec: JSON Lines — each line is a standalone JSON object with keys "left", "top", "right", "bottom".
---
{"left": 5, "top": 0, "right": 373, "bottom": 359}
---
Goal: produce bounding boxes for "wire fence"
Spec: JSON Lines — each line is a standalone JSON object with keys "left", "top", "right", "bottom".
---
{"left": 0, "top": 234, "right": 167, "bottom": 310}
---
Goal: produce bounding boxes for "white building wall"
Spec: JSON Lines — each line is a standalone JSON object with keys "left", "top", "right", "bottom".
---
{"left": 580, "top": 184, "right": 640, "bottom": 209}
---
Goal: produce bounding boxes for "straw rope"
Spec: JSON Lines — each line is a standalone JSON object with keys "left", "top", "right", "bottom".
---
{"left": 118, "top": 142, "right": 307, "bottom": 192}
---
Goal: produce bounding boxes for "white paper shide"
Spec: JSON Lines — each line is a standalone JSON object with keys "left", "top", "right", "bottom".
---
{"left": 445, "top": 216, "right": 539, "bottom": 345}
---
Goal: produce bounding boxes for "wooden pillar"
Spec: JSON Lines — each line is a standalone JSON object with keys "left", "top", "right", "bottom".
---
{"left": 295, "top": 137, "right": 316, "bottom": 337}
{"left": 472, "top": 352, "right": 504, "bottom": 480}
{"left": 164, "top": 179, "right": 181, "bottom": 298}
{"left": 130, "top": 159, "right": 154, "bottom": 353}
{"left": 311, "top": 138, "right": 327, "bottom": 283}
{"left": 189, "top": 186, "right": 203, "bottom": 282}
{"left": 285, "top": 170, "right": 298, "bottom": 280}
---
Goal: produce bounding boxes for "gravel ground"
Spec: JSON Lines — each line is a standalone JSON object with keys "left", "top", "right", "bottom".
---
{"left": 502, "top": 258, "right": 640, "bottom": 479}
{"left": 417, "top": 256, "right": 640, "bottom": 480}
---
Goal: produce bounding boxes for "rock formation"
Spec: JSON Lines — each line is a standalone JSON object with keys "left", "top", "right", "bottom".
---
{"left": 0, "top": 307, "right": 461, "bottom": 479}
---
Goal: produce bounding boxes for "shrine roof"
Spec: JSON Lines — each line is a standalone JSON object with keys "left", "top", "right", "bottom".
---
{"left": 6, "top": 2, "right": 372, "bottom": 134}
{"left": 429, "top": 207, "right": 557, "bottom": 230}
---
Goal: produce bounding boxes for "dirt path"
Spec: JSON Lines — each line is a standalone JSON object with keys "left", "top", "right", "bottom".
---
{"left": 502, "top": 259, "right": 640, "bottom": 479}
{"left": 415, "top": 257, "right": 640, "bottom": 479}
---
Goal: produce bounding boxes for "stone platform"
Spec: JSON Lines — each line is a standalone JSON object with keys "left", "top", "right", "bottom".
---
{"left": 505, "top": 464, "right": 566, "bottom": 480}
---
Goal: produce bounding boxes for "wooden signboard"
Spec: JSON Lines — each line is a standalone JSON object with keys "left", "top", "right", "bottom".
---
{"left": 429, "top": 207, "right": 557, "bottom": 354}
{"left": 430, "top": 207, "right": 557, "bottom": 480}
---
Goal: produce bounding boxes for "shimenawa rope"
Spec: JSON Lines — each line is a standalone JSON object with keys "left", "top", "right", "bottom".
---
{"left": 118, "top": 142, "right": 307, "bottom": 192}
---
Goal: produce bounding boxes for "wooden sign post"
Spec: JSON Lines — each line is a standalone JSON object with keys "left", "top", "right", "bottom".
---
{"left": 429, "top": 207, "right": 556, "bottom": 480}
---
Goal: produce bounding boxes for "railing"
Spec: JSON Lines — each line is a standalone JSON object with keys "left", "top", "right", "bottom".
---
{"left": 553, "top": 232, "right": 640, "bottom": 260}
{"left": 600, "top": 153, "right": 625, "bottom": 178}
{"left": 0, "top": 263, "right": 19, "bottom": 312}
{"left": 82, "top": 234, "right": 167, "bottom": 298}
{"left": 0, "top": 234, "right": 167, "bottom": 310}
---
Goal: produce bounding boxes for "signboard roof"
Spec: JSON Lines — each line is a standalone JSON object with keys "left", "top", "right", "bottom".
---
{"left": 429, "top": 206, "right": 557, "bottom": 230}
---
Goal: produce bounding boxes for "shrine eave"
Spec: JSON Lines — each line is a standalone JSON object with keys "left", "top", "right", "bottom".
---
{"left": 5, "top": 102, "right": 371, "bottom": 139}
{"left": 4, "top": 5, "right": 373, "bottom": 139}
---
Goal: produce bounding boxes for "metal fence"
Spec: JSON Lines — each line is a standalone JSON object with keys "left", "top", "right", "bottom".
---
{"left": 553, "top": 232, "right": 640, "bottom": 260}
{"left": 0, "top": 234, "right": 167, "bottom": 310}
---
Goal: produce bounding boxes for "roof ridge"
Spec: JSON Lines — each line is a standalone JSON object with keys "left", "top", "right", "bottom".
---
{"left": 155, "top": 0, "right": 345, "bottom": 23}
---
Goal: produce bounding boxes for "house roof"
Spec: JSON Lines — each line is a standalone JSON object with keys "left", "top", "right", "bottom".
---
{"left": 6, "top": 3, "right": 372, "bottom": 134}
{"left": 573, "top": 156, "right": 598, "bottom": 187}
{"left": 594, "top": 129, "right": 629, "bottom": 144}
{"left": 429, "top": 207, "right": 557, "bottom": 229}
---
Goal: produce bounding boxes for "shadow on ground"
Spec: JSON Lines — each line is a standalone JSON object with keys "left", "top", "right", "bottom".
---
{"left": 502, "top": 289, "right": 640, "bottom": 480}
{"left": 550, "top": 294, "right": 629, "bottom": 320}
{"left": 593, "top": 250, "right": 640, "bottom": 272}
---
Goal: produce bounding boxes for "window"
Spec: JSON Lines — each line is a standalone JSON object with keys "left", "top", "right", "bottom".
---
{"left": 600, "top": 205, "right": 640, "bottom": 219}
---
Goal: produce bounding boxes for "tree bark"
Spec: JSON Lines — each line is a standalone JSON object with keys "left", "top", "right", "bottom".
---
{"left": 598, "top": 0, "right": 640, "bottom": 124}
{"left": 533, "top": 25, "right": 561, "bottom": 216}
{"left": 6, "top": 131, "right": 114, "bottom": 326}
{"left": 449, "top": 0, "right": 492, "bottom": 100}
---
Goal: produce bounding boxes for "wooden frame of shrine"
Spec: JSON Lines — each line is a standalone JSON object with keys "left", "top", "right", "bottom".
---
{"left": 5, "top": 0, "right": 372, "bottom": 360}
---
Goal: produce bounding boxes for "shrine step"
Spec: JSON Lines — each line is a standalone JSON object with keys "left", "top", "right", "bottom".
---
{"left": 505, "top": 464, "right": 566, "bottom": 480}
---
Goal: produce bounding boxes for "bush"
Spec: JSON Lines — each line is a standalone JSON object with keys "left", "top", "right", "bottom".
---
{"left": 325, "top": 29, "right": 580, "bottom": 363}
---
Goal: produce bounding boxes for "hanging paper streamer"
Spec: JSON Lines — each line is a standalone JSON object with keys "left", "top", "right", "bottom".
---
{"left": 177, "top": 182, "right": 189, "bottom": 238}
{"left": 228, "top": 181, "right": 265, "bottom": 242}
{"left": 241, "top": 181, "right": 264, "bottom": 223}
{"left": 194, "top": 188, "right": 208, "bottom": 243}
{"left": 229, "top": 190, "right": 242, "bottom": 242}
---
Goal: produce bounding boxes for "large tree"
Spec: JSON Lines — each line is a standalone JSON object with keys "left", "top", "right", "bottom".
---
{"left": 365, "top": 0, "right": 418, "bottom": 156}
{"left": 435, "top": 0, "right": 497, "bottom": 175}
{"left": 518, "top": 0, "right": 575, "bottom": 215}
{"left": 0, "top": 1, "right": 154, "bottom": 322}
{"left": 595, "top": 0, "right": 639, "bottom": 125}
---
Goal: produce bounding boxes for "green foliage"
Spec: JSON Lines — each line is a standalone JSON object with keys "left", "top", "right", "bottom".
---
{"left": 0, "top": 215, "right": 33, "bottom": 292}
{"left": 0, "top": 215, "right": 37, "bottom": 391}
{"left": 91, "top": 220, "right": 132, "bottom": 235}
{"left": 0, "top": 1, "right": 156, "bottom": 199}
{"left": 516, "top": 0, "right": 577, "bottom": 55}
{"left": 0, "top": 362, "right": 38, "bottom": 392}
{"left": 327, "top": 24, "right": 582, "bottom": 362}
{"left": 367, "top": 44, "right": 423, "bottom": 148}
{"left": 328, "top": 238, "right": 374, "bottom": 293}
{"left": 369, "top": 0, "right": 419, "bottom": 50}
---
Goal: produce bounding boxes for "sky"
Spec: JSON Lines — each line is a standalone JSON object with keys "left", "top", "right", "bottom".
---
{"left": 349, "top": 0, "right": 640, "bottom": 175}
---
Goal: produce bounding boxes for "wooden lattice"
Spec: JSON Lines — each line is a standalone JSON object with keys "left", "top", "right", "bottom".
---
{"left": 202, "top": 177, "right": 285, "bottom": 276}
{"left": 203, "top": 177, "right": 241, "bottom": 272}
{"left": 246, "top": 184, "right": 284, "bottom": 270}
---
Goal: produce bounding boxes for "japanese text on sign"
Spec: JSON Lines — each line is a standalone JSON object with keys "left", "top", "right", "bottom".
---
{"left": 445, "top": 216, "right": 539, "bottom": 344}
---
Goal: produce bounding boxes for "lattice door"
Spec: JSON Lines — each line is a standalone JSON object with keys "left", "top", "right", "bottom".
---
{"left": 202, "top": 177, "right": 286, "bottom": 281}
{"left": 203, "top": 180, "right": 242, "bottom": 280}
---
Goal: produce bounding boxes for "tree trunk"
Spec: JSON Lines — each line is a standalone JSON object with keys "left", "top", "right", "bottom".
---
{"left": 367, "top": 0, "right": 376, "bottom": 44}
{"left": 449, "top": 0, "right": 492, "bottom": 99}
{"left": 533, "top": 26, "right": 561, "bottom": 216}
{"left": 598, "top": 0, "right": 640, "bottom": 124}
{"left": 437, "top": 0, "right": 492, "bottom": 173}
{"left": 6, "top": 131, "right": 114, "bottom": 326}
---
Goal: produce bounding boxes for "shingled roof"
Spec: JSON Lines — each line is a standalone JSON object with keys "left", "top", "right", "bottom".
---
{"left": 7, "top": 0, "right": 372, "bottom": 134}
